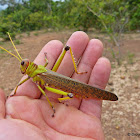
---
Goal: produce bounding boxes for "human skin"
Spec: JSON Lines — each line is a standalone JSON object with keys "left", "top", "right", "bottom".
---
{"left": 0, "top": 31, "right": 111, "bottom": 140}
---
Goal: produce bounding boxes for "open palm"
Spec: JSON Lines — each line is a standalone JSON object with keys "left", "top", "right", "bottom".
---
{"left": 0, "top": 31, "right": 111, "bottom": 140}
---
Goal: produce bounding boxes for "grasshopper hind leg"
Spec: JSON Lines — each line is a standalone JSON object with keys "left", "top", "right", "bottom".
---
{"left": 66, "top": 45, "right": 87, "bottom": 74}
{"left": 52, "top": 45, "right": 87, "bottom": 74}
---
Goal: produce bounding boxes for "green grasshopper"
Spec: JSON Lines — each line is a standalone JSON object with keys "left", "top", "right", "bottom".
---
{"left": 0, "top": 33, "right": 118, "bottom": 117}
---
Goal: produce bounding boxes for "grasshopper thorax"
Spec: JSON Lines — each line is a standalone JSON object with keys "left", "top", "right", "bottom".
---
{"left": 20, "top": 59, "right": 30, "bottom": 74}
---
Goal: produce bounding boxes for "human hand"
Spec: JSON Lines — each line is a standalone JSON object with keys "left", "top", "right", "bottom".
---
{"left": 0, "top": 31, "right": 111, "bottom": 140}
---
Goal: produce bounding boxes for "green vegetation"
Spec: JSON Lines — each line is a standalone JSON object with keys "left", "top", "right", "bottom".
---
{"left": 26, "top": 31, "right": 30, "bottom": 37}
{"left": 0, "top": 49, "right": 5, "bottom": 54}
{"left": 14, "top": 39, "right": 21, "bottom": 45}
{"left": 0, "top": 0, "right": 139, "bottom": 40}
{"left": 127, "top": 52, "right": 135, "bottom": 64}
{"left": 34, "top": 32, "right": 39, "bottom": 36}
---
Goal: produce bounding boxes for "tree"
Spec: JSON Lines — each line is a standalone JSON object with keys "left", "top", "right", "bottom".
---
{"left": 84, "top": 0, "right": 131, "bottom": 64}
{"left": 0, "top": 0, "right": 17, "bottom": 6}
{"left": 54, "top": 0, "right": 97, "bottom": 31}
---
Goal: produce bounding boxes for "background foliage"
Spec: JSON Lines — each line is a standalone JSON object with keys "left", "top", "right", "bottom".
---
{"left": 0, "top": 0, "right": 139, "bottom": 40}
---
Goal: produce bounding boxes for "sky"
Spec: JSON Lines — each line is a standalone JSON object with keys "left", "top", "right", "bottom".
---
{"left": 0, "top": 0, "right": 63, "bottom": 10}
{"left": 0, "top": 5, "right": 8, "bottom": 10}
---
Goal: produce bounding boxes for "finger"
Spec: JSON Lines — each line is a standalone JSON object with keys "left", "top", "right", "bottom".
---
{"left": 10, "top": 40, "right": 63, "bottom": 98}
{"left": 0, "top": 89, "right": 6, "bottom": 119}
{"left": 65, "top": 39, "right": 103, "bottom": 108}
{"left": 43, "top": 31, "right": 89, "bottom": 101}
{"left": 80, "top": 57, "right": 111, "bottom": 119}
{"left": 57, "top": 31, "right": 89, "bottom": 76}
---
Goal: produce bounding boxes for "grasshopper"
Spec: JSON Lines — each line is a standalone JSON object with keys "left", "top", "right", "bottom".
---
{"left": 0, "top": 33, "right": 118, "bottom": 117}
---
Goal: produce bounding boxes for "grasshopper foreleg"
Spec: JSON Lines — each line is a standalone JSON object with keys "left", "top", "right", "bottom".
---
{"left": 44, "top": 52, "right": 49, "bottom": 67}
{"left": 10, "top": 77, "right": 30, "bottom": 97}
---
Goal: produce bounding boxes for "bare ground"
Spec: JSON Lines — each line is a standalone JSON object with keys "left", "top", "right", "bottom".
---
{"left": 0, "top": 30, "right": 140, "bottom": 140}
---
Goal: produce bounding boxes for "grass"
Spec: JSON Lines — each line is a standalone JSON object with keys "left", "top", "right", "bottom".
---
{"left": 14, "top": 39, "right": 21, "bottom": 45}
{"left": 26, "top": 31, "right": 30, "bottom": 37}
{"left": 111, "top": 63, "right": 116, "bottom": 68}
{"left": 0, "top": 42, "right": 4, "bottom": 45}
{"left": 133, "top": 75, "right": 139, "bottom": 81}
{"left": 34, "top": 32, "right": 39, "bottom": 36}
{"left": 0, "top": 49, "right": 5, "bottom": 54}
{"left": 127, "top": 52, "right": 135, "bottom": 64}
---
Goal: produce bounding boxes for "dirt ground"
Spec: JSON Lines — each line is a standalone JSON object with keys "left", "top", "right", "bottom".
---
{"left": 0, "top": 30, "right": 140, "bottom": 140}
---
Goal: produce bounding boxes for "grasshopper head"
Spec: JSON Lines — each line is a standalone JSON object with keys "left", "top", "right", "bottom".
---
{"left": 20, "top": 59, "right": 30, "bottom": 74}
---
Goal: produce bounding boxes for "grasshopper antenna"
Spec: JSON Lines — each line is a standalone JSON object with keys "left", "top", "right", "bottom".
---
{"left": 7, "top": 32, "right": 22, "bottom": 61}
{"left": 0, "top": 33, "right": 22, "bottom": 62}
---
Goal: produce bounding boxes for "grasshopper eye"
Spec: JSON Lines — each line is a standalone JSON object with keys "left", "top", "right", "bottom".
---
{"left": 21, "top": 61, "right": 25, "bottom": 66}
